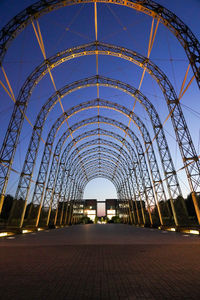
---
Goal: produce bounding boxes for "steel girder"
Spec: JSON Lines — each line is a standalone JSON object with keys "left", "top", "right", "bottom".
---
{"left": 33, "top": 116, "right": 158, "bottom": 218}
{"left": 61, "top": 160, "right": 125, "bottom": 204}
{"left": 11, "top": 85, "right": 173, "bottom": 223}
{"left": 15, "top": 124, "right": 151, "bottom": 228}
{"left": 56, "top": 147, "right": 133, "bottom": 201}
{"left": 49, "top": 129, "right": 162, "bottom": 222}
{"left": 26, "top": 97, "right": 181, "bottom": 204}
{"left": 66, "top": 152, "right": 122, "bottom": 199}
{"left": 63, "top": 148, "right": 150, "bottom": 224}
{"left": 57, "top": 151, "right": 146, "bottom": 224}
{"left": 68, "top": 146, "right": 132, "bottom": 196}
{"left": 63, "top": 162, "right": 132, "bottom": 218}
{"left": 69, "top": 166, "right": 137, "bottom": 224}
{"left": 74, "top": 163, "right": 128, "bottom": 198}
{"left": 70, "top": 171, "right": 123, "bottom": 223}
{"left": 9, "top": 89, "right": 180, "bottom": 225}
{"left": 80, "top": 171, "right": 132, "bottom": 220}
{"left": 45, "top": 113, "right": 162, "bottom": 211}
{"left": 75, "top": 170, "right": 132, "bottom": 222}
{"left": 70, "top": 158, "right": 128, "bottom": 183}
{"left": 1, "top": 42, "right": 199, "bottom": 213}
{"left": 0, "top": 0, "right": 199, "bottom": 86}
{"left": 44, "top": 134, "right": 137, "bottom": 211}
{"left": 30, "top": 114, "right": 154, "bottom": 203}
{"left": 12, "top": 74, "right": 178, "bottom": 207}
{"left": 51, "top": 99, "right": 182, "bottom": 210}
{"left": 14, "top": 88, "right": 172, "bottom": 206}
{"left": 55, "top": 149, "right": 138, "bottom": 208}
{"left": 56, "top": 152, "right": 128, "bottom": 196}
{"left": 54, "top": 139, "right": 140, "bottom": 210}
{"left": 73, "top": 162, "right": 125, "bottom": 191}
{"left": 43, "top": 130, "right": 158, "bottom": 227}
{"left": 30, "top": 132, "right": 152, "bottom": 227}
{"left": 76, "top": 171, "right": 121, "bottom": 199}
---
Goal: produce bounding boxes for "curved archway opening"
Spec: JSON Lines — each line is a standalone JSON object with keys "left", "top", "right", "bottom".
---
{"left": 83, "top": 178, "right": 117, "bottom": 217}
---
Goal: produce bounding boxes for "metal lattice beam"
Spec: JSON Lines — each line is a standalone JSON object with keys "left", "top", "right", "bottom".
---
{"left": 0, "top": 0, "right": 199, "bottom": 87}
{"left": 1, "top": 41, "right": 199, "bottom": 215}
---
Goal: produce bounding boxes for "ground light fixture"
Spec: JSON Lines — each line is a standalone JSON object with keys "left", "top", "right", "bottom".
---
{"left": 167, "top": 228, "right": 176, "bottom": 232}
{"left": 37, "top": 228, "right": 44, "bottom": 231}
{"left": 22, "top": 229, "right": 33, "bottom": 234}
{"left": 0, "top": 232, "right": 15, "bottom": 237}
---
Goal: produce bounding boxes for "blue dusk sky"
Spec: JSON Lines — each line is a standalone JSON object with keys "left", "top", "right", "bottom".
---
{"left": 0, "top": 0, "right": 200, "bottom": 216}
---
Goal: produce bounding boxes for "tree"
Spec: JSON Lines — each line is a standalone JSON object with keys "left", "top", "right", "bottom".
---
{"left": 0, "top": 194, "right": 14, "bottom": 220}
{"left": 94, "top": 216, "right": 98, "bottom": 224}
{"left": 185, "top": 193, "right": 200, "bottom": 218}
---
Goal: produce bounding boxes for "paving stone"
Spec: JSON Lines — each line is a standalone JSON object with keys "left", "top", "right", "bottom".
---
{"left": 0, "top": 224, "right": 200, "bottom": 299}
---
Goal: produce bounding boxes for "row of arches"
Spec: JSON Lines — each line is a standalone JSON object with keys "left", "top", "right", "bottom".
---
{"left": 0, "top": 0, "right": 199, "bottom": 229}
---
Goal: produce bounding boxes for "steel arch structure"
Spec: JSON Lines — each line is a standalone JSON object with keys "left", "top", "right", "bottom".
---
{"left": 11, "top": 113, "right": 161, "bottom": 227}
{"left": 45, "top": 132, "right": 139, "bottom": 211}
{"left": 55, "top": 149, "right": 155, "bottom": 226}
{"left": 56, "top": 147, "right": 154, "bottom": 223}
{"left": 17, "top": 95, "right": 181, "bottom": 204}
{"left": 0, "top": 0, "right": 199, "bottom": 87}
{"left": 50, "top": 136, "right": 144, "bottom": 211}
{"left": 39, "top": 146, "right": 136, "bottom": 225}
{"left": 0, "top": 0, "right": 199, "bottom": 229}
{"left": 12, "top": 92, "right": 182, "bottom": 225}
{"left": 48, "top": 140, "right": 152, "bottom": 226}
{"left": 40, "top": 99, "right": 182, "bottom": 221}
{"left": 0, "top": 42, "right": 199, "bottom": 219}
{"left": 69, "top": 159, "right": 133, "bottom": 219}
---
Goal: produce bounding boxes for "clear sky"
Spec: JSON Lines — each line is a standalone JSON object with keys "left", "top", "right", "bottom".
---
{"left": 0, "top": 0, "right": 200, "bottom": 216}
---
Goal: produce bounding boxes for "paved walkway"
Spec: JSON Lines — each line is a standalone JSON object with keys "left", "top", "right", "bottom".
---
{"left": 1, "top": 224, "right": 200, "bottom": 299}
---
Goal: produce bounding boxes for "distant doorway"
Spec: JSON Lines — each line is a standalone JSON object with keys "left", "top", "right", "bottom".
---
{"left": 83, "top": 178, "right": 117, "bottom": 216}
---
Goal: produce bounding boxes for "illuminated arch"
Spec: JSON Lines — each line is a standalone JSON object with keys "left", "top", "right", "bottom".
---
{"left": 1, "top": 41, "right": 199, "bottom": 203}
{"left": 0, "top": 0, "right": 199, "bottom": 88}
{"left": 17, "top": 96, "right": 180, "bottom": 210}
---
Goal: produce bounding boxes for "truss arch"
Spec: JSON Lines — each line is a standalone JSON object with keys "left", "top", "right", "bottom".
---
{"left": 44, "top": 129, "right": 167, "bottom": 227}
{"left": 52, "top": 167, "right": 126, "bottom": 226}
{"left": 11, "top": 71, "right": 178, "bottom": 221}
{"left": 11, "top": 121, "right": 154, "bottom": 227}
{"left": 64, "top": 158, "right": 147, "bottom": 225}
{"left": 61, "top": 148, "right": 150, "bottom": 222}
{"left": 25, "top": 126, "right": 155, "bottom": 227}
{"left": 31, "top": 115, "right": 161, "bottom": 208}
{"left": 16, "top": 94, "right": 178, "bottom": 207}
{"left": 55, "top": 145, "right": 140, "bottom": 210}
{"left": 46, "top": 159, "right": 126, "bottom": 225}
{"left": 0, "top": 0, "right": 199, "bottom": 88}
{"left": 1, "top": 40, "right": 199, "bottom": 214}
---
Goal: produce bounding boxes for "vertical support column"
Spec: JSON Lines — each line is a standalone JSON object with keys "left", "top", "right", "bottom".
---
{"left": 126, "top": 177, "right": 135, "bottom": 224}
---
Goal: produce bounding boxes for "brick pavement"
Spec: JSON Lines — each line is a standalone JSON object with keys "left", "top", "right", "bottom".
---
{"left": 0, "top": 224, "right": 200, "bottom": 299}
